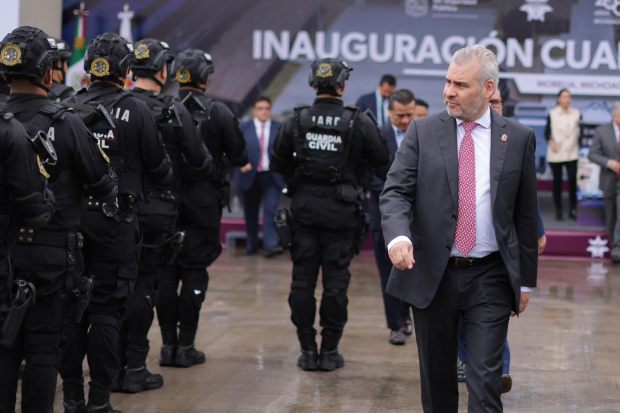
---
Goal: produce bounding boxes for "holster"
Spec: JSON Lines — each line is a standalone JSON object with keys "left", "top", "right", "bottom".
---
{"left": 157, "top": 231, "right": 186, "bottom": 265}
{"left": 220, "top": 181, "right": 231, "bottom": 212}
{"left": 71, "top": 275, "right": 94, "bottom": 324}
{"left": 274, "top": 209, "right": 293, "bottom": 249}
{"left": 0, "top": 274, "right": 36, "bottom": 347}
{"left": 355, "top": 212, "right": 371, "bottom": 255}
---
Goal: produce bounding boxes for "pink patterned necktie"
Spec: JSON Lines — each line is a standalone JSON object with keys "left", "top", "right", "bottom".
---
{"left": 454, "top": 121, "right": 478, "bottom": 257}
{"left": 257, "top": 123, "right": 266, "bottom": 172}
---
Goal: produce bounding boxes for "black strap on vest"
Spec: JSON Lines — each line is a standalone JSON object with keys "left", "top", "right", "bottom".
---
{"left": 3, "top": 100, "right": 68, "bottom": 139}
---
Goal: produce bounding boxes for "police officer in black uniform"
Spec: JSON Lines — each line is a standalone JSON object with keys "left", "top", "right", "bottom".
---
{"left": 0, "top": 26, "right": 117, "bottom": 413}
{"left": 60, "top": 32, "right": 171, "bottom": 413}
{"left": 270, "top": 58, "right": 390, "bottom": 372}
{"left": 156, "top": 49, "right": 249, "bottom": 367}
{"left": 0, "top": 111, "right": 55, "bottom": 413}
{"left": 48, "top": 38, "right": 75, "bottom": 102}
{"left": 113, "top": 38, "right": 212, "bottom": 393}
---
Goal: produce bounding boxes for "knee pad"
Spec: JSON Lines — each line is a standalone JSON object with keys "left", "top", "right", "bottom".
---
{"left": 25, "top": 333, "right": 62, "bottom": 367}
{"left": 322, "top": 271, "right": 350, "bottom": 293}
{"left": 291, "top": 267, "right": 318, "bottom": 290}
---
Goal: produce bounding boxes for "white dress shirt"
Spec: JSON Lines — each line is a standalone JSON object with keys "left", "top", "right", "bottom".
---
{"left": 254, "top": 118, "right": 271, "bottom": 172}
{"left": 387, "top": 106, "right": 532, "bottom": 293}
{"left": 375, "top": 89, "right": 389, "bottom": 127}
{"left": 392, "top": 124, "right": 405, "bottom": 149}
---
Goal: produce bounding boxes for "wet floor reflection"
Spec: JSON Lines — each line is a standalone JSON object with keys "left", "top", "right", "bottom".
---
{"left": 27, "top": 252, "right": 620, "bottom": 412}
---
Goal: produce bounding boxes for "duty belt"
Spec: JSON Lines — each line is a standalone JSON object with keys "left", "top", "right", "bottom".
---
{"left": 17, "top": 229, "right": 83, "bottom": 249}
{"left": 297, "top": 183, "right": 339, "bottom": 198}
{"left": 448, "top": 251, "right": 501, "bottom": 267}
{"left": 148, "top": 188, "right": 178, "bottom": 204}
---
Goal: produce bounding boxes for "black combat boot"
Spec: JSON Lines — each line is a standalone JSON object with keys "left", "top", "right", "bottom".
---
{"left": 174, "top": 343, "right": 206, "bottom": 367}
{"left": 319, "top": 348, "right": 345, "bottom": 372}
{"left": 85, "top": 402, "right": 121, "bottom": 413}
{"left": 110, "top": 369, "right": 124, "bottom": 393}
{"left": 297, "top": 348, "right": 318, "bottom": 371}
{"left": 160, "top": 328, "right": 177, "bottom": 366}
{"left": 121, "top": 364, "right": 164, "bottom": 393}
{"left": 160, "top": 343, "right": 175, "bottom": 366}
{"left": 64, "top": 399, "right": 86, "bottom": 413}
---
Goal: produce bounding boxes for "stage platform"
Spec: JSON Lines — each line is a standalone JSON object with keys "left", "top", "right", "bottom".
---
{"left": 221, "top": 190, "right": 610, "bottom": 259}
{"left": 31, "top": 250, "right": 620, "bottom": 412}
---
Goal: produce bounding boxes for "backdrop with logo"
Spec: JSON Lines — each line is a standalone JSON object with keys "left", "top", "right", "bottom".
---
{"left": 62, "top": 0, "right": 620, "bottom": 196}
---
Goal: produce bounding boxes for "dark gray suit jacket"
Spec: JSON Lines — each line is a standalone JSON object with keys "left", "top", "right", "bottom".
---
{"left": 587, "top": 123, "right": 618, "bottom": 196}
{"left": 379, "top": 110, "right": 538, "bottom": 312}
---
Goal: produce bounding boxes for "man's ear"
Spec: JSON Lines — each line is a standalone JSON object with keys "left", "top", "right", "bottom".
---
{"left": 43, "top": 67, "right": 53, "bottom": 87}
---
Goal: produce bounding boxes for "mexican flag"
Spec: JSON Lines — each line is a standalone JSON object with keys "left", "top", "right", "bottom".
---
{"left": 66, "top": 2, "right": 90, "bottom": 91}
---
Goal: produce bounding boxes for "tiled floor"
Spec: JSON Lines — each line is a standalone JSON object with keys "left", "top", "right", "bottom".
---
{"left": 21, "top": 250, "right": 620, "bottom": 412}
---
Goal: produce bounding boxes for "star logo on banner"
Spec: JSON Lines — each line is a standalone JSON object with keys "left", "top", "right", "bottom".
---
{"left": 586, "top": 236, "right": 609, "bottom": 259}
{"left": 520, "top": 0, "right": 554, "bottom": 22}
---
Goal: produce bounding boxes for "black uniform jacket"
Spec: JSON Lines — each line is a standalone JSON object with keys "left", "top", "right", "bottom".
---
{"left": 3, "top": 93, "right": 116, "bottom": 233}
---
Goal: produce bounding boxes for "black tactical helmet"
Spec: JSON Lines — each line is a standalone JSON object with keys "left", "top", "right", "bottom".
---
{"left": 54, "top": 38, "right": 72, "bottom": 62}
{"left": 171, "top": 49, "right": 214, "bottom": 88}
{"left": 308, "top": 58, "right": 352, "bottom": 90}
{"left": 131, "top": 38, "right": 173, "bottom": 77}
{"left": 0, "top": 26, "right": 59, "bottom": 81}
{"left": 84, "top": 32, "right": 135, "bottom": 81}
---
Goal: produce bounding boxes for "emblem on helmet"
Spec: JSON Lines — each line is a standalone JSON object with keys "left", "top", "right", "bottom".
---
{"left": 135, "top": 44, "right": 150, "bottom": 60}
{"left": 90, "top": 57, "right": 111, "bottom": 77}
{"left": 175, "top": 68, "right": 191, "bottom": 83}
{"left": 0, "top": 45, "right": 22, "bottom": 66}
{"left": 316, "top": 63, "right": 333, "bottom": 78}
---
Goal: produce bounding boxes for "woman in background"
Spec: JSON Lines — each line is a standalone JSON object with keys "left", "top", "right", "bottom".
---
{"left": 545, "top": 89, "right": 581, "bottom": 221}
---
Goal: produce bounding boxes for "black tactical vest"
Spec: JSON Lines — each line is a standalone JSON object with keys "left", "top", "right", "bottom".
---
{"left": 4, "top": 101, "right": 78, "bottom": 211}
{"left": 293, "top": 105, "right": 358, "bottom": 183}
{"left": 66, "top": 89, "right": 139, "bottom": 197}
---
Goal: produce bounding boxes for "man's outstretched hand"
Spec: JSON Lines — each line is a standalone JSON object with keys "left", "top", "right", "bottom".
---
{"left": 389, "top": 241, "right": 415, "bottom": 270}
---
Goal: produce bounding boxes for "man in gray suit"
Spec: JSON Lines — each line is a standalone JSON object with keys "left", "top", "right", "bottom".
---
{"left": 380, "top": 45, "right": 538, "bottom": 412}
{"left": 588, "top": 102, "right": 620, "bottom": 262}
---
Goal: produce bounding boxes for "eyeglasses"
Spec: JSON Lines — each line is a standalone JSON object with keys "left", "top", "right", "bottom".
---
{"left": 490, "top": 99, "right": 503, "bottom": 108}
{"left": 254, "top": 106, "right": 271, "bottom": 111}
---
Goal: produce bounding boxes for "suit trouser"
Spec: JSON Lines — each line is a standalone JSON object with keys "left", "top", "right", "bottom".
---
{"left": 289, "top": 191, "right": 358, "bottom": 351}
{"left": 549, "top": 160, "right": 577, "bottom": 214}
{"left": 60, "top": 213, "right": 138, "bottom": 406}
{"left": 241, "top": 172, "right": 281, "bottom": 251}
{"left": 0, "top": 246, "right": 76, "bottom": 413}
{"left": 157, "top": 181, "right": 222, "bottom": 345}
{"left": 411, "top": 254, "right": 512, "bottom": 413}
{"left": 118, "top": 212, "right": 175, "bottom": 368}
{"left": 371, "top": 230, "right": 404, "bottom": 331}
{"left": 458, "top": 318, "right": 510, "bottom": 375}
{"left": 603, "top": 179, "right": 620, "bottom": 250}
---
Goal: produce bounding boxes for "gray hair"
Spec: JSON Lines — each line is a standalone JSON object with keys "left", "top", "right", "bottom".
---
{"left": 612, "top": 102, "right": 620, "bottom": 118}
{"left": 451, "top": 45, "right": 499, "bottom": 91}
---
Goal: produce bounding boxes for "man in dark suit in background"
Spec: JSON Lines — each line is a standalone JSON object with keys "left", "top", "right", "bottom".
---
{"left": 380, "top": 45, "right": 538, "bottom": 412}
{"left": 355, "top": 74, "right": 396, "bottom": 127}
{"left": 369, "top": 89, "right": 416, "bottom": 346}
{"left": 414, "top": 99, "right": 429, "bottom": 120}
{"left": 235, "top": 96, "right": 284, "bottom": 257}
{"left": 588, "top": 101, "right": 620, "bottom": 262}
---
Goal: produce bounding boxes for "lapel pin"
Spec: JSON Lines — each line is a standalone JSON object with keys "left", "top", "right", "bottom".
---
{"left": 501, "top": 134, "right": 508, "bottom": 142}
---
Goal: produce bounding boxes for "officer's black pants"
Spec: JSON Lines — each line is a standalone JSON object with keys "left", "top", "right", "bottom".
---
{"left": 118, "top": 212, "right": 175, "bottom": 368}
{"left": 289, "top": 192, "right": 358, "bottom": 352}
{"left": 0, "top": 245, "right": 78, "bottom": 413}
{"left": 157, "top": 181, "right": 222, "bottom": 345}
{"left": 60, "top": 212, "right": 138, "bottom": 406}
